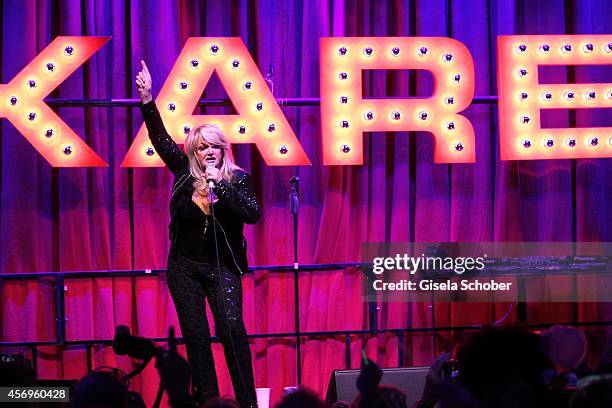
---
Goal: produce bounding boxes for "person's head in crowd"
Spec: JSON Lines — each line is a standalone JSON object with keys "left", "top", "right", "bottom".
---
{"left": 274, "top": 387, "right": 327, "bottom": 408}
{"left": 202, "top": 395, "right": 240, "bottom": 408}
{"left": 455, "top": 325, "right": 550, "bottom": 407}
{"left": 352, "top": 385, "right": 407, "bottom": 408}
{"left": 569, "top": 376, "right": 612, "bottom": 408}
{"left": 70, "top": 369, "right": 129, "bottom": 408}
{"left": 540, "top": 325, "right": 587, "bottom": 372}
{"left": 494, "top": 381, "right": 555, "bottom": 408}
{"left": 331, "top": 401, "right": 351, "bottom": 408}
{"left": 594, "top": 346, "right": 612, "bottom": 374}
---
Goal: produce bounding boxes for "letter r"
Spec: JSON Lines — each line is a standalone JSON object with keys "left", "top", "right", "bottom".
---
{"left": 320, "top": 37, "right": 476, "bottom": 164}
{"left": 497, "top": 35, "right": 612, "bottom": 160}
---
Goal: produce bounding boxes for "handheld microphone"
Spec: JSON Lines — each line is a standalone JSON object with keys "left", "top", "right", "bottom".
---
{"left": 205, "top": 163, "right": 216, "bottom": 189}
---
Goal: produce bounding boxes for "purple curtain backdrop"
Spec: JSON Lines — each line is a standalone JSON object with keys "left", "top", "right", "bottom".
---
{"left": 1, "top": 0, "right": 611, "bottom": 406}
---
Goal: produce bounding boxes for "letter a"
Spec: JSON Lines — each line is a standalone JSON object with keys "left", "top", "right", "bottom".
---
{"left": 122, "top": 38, "right": 310, "bottom": 167}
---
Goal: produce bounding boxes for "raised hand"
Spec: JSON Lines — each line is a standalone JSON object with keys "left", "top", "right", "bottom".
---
{"left": 135, "top": 60, "right": 153, "bottom": 104}
{"left": 418, "top": 352, "right": 450, "bottom": 407}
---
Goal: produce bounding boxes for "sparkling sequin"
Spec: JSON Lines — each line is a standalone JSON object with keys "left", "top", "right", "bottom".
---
{"left": 141, "top": 101, "right": 258, "bottom": 407}
{"left": 212, "top": 175, "right": 261, "bottom": 224}
{"left": 166, "top": 254, "right": 257, "bottom": 406}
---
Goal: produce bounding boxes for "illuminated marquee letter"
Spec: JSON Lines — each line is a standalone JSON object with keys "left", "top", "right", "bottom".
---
{"left": 122, "top": 38, "right": 310, "bottom": 167}
{"left": 320, "top": 37, "right": 475, "bottom": 164}
{"left": 497, "top": 35, "right": 612, "bottom": 160}
{"left": 0, "top": 37, "right": 109, "bottom": 166}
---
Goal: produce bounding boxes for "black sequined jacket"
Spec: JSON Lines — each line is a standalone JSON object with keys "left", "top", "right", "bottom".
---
{"left": 140, "top": 101, "right": 260, "bottom": 275}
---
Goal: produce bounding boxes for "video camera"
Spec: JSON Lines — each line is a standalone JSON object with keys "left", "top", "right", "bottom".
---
{"left": 111, "top": 326, "right": 178, "bottom": 407}
{"left": 113, "top": 325, "right": 163, "bottom": 361}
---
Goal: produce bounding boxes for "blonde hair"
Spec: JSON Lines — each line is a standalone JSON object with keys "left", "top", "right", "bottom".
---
{"left": 184, "top": 124, "right": 242, "bottom": 194}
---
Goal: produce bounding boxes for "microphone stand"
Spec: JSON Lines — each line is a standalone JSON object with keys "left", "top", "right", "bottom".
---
{"left": 289, "top": 176, "right": 301, "bottom": 385}
{"left": 290, "top": 177, "right": 299, "bottom": 270}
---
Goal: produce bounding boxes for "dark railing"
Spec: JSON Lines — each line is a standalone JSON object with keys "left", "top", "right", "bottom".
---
{"left": 1, "top": 261, "right": 611, "bottom": 381}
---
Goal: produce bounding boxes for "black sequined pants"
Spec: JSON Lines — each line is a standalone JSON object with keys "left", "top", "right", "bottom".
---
{"left": 167, "top": 250, "right": 257, "bottom": 407}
